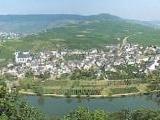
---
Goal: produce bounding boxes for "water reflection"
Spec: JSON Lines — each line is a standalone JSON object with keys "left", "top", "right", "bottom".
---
{"left": 65, "top": 98, "right": 72, "bottom": 104}
{"left": 108, "top": 97, "right": 113, "bottom": 102}
{"left": 25, "top": 94, "right": 160, "bottom": 116}
{"left": 37, "top": 96, "right": 45, "bottom": 105}
{"left": 77, "top": 97, "right": 82, "bottom": 103}
{"left": 146, "top": 93, "right": 160, "bottom": 106}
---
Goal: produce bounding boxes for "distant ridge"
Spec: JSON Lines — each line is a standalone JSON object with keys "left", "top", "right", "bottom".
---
{"left": 0, "top": 14, "right": 121, "bottom": 33}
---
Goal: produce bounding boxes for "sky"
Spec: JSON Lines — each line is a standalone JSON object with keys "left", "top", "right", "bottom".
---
{"left": 0, "top": 0, "right": 160, "bottom": 21}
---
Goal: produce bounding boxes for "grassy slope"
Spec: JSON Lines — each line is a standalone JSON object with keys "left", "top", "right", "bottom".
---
{"left": 22, "top": 19, "right": 160, "bottom": 49}
{"left": 1, "top": 17, "right": 160, "bottom": 64}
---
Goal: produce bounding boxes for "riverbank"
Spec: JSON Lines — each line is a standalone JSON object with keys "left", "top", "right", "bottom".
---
{"left": 25, "top": 93, "right": 160, "bottom": 117}
{"left": 17, "top": 79, "right": 160, "bottom": 99}
{"left": 19, "top": 90, "right": 160, "bottom": 98}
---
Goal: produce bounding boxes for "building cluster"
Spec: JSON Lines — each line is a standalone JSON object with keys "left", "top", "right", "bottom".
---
{"left": 0, "top": 32, "right": 21, "bottom": 41}
{"left": 1, "top": 42, "right": 160, "bottom": 79}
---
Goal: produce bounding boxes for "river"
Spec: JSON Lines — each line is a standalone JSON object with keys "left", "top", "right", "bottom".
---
{"left": 24, "top": 94, "right": 160, "bottom": 117}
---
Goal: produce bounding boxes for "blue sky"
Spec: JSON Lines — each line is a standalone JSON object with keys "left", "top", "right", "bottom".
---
{"left": 0, "top": 0, "right": 160, "bottom": 21}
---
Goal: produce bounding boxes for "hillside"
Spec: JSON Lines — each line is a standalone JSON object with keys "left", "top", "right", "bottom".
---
{"left": 22, "top": 15, "right": 160, "bottom": 49}
{"left": 0, "top": 14, "right": 119, "bottom": 34}
{"left": 0, "top": 14, "right": 160, "bottom": 65}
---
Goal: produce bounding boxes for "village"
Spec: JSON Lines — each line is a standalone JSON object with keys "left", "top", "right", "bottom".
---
{"left": 0, "top": 32, "right": 21, "bottom": 41}
{"left": 1, "top": 40, "right": 160, "bottom": 81}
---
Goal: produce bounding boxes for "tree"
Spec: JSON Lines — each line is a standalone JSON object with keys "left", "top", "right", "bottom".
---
{"left": 93, "top": 110, "right": 109, "bottom": 120}
{"left": 25, "top": 71, "right": 34, "bottom": 78}
{"left": 0, "top": 114, "right": 8, "bottom": 120}
{"left": 0, "top": 85, "right": 45, "bottom": 120}
{"left": 131, "top": 109, "right": 160, "bottom": 120}
{"left": 63, "top": 107, "right": 109, "bottom": 120}
{"left": 33, "top": 86, "right": 44, "bottom": 96}
{"left": 38, "top": 71, "right": 50, "bottom": 80}
{"left": 62, "top": 107, "right": 160, "bottom": 120}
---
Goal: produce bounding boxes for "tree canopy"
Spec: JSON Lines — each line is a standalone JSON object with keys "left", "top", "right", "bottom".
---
{"left": 0, "top": 85, "right": 45, "bottom": 120}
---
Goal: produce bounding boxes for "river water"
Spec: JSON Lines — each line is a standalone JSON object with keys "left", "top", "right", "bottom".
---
{"left": 25, "top": 94, "right": 160, "bottom": 117}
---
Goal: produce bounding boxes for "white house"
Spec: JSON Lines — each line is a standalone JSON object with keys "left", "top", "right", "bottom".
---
{"left": 15, "top": 52, "right": 32, "bottom": 64}
{"left": 147, "top": 60, "right": 159, "bottom": 72}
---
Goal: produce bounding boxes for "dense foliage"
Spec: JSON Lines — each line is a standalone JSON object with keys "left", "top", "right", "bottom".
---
{"left": 0, "top": 84, "right": 45, "bottom": 120}
{"left": 64, "top": 107, "right": 160, "bottom": 120}
{"left": 106, "top": 65, "right": 145, "bottom": 80}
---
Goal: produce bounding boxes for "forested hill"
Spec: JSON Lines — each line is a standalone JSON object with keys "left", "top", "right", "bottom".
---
{"left": 0, "top": 14, "right": 120, "bottom": 34}
{"left": 22, "top": 14, "right": 160, "bottom": 49}
{"left": 1, "top": 14, "right": 160, "bottom": 62}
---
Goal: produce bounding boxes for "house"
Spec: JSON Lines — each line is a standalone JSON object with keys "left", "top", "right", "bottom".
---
{"left": 15, "top": 52, "right": 32, "bottom": 64}
{"left": 156, "top": 48, "right": 160, "bottom": 54}
{"left": 147, "top": 60, "right": 159, "bottom": 72}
